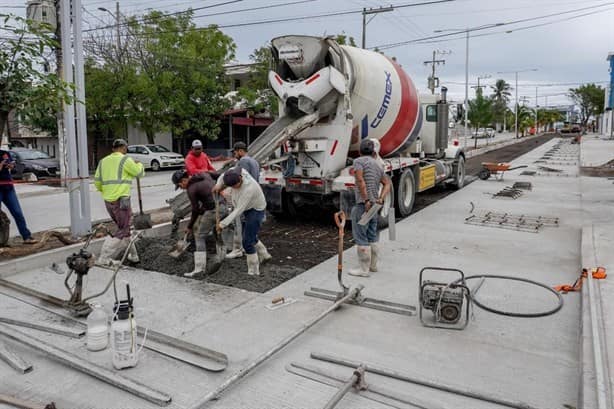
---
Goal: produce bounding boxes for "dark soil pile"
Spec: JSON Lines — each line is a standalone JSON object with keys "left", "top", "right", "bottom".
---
{"left": 135, "top": 216, "right": 350, "bottom": 293}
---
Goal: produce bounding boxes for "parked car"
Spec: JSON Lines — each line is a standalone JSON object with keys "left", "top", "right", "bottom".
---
{"left": 127, "top": 144, "right": 185, "bottom": 171}
{"left": 8, "top": 148, "right": 59, "bottom": 179}
{"left": 471, "top": 128, "right": 488, "bottom": 139}
{"left": 485, "top": 128, "right": 495, "bottom": 138}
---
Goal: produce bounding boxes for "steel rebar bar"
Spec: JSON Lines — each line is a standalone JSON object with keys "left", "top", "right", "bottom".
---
{"left": 189, "top": 285, "right": 364, "bottom": 409}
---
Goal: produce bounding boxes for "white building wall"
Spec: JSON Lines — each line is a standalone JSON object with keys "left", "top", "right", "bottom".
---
{"left": 127, "top": 125, "right": 172, "bottom": 149}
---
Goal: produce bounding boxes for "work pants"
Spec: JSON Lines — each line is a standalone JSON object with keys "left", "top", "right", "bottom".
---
{"left": 194, "top": 210, "right": 218, "bottom": 252}
{"left": 105, "top": 197, "right": 132, "bottom": 239}
{"left": 242, "top": 209, "right": 265, "bottom": 255}
{"left": 351, "top": 203, "right": 379, "bottom": 246}
{"left": 0, "top": 186, "right": 32, "bottom": 240}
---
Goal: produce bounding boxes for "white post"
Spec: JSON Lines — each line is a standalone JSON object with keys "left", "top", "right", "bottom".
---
{"left": 72, "top": 0, "right": 92, "bottom": 235}
{"left": 60, "top": 0, "right": 91, "bottom": 237}
{"left": 464, "top": 29, "right": 469, "bottom": 148}
{"left": 514, "top": 71, "right": 519, "bottom": 138}
{"left": 535, "top": 86, "right": 538, "bottom": 134}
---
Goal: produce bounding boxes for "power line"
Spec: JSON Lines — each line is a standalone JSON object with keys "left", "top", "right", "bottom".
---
{"left": 411, "top": 6, "right": 614, "bottom": 46}
{"left": 373, "top": 1, "right": 614, "bottom": 50}
{"left": 83, "top": 0, "right": 243, "bottom": 33}
{"left": 83, "top": 0, "right": 454, "bottom": 35}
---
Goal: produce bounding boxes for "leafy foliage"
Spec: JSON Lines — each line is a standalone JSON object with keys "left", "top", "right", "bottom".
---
{"left": 0, "top": 14, "right": 69, "bottom": 139}
{"left": 85, "top": 11, "right": 236, "bottom": 144}
{"left": 568, "top": 83, "right": 605, "bottom": 126}
{"left": 468, "top": 93, "right": 493, "bottom": 134}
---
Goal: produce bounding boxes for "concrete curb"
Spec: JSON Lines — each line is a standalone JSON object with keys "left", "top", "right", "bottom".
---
{"left": 579, "top": 224, "right": 614, "bottom": 409}
{"left": 0, "top": 219, "right": 185, "bottom": 278}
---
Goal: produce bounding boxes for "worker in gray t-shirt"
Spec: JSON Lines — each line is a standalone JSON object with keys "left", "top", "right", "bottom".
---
{"left": 225, "top": 141, "right": 262, "bottom": 259}
{"left": 349, "top": 139, "right": 391, "bottom": 277}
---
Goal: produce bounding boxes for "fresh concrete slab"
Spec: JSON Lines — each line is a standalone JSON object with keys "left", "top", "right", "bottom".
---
{"left": 0, "top": 138, "right": 591, "bottom": 409}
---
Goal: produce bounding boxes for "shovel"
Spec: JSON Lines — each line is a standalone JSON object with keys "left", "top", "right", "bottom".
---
{"left": 168, "top": 232, "right": 189, "bottom": 259}
{"left": 133, "top": 177, "right": 152, "bottom": 230}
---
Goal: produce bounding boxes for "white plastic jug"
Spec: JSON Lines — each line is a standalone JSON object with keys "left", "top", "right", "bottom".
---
{"left": 86, "top": 303, "right": 108, "bottom": 351}
{"left": 111, "top": 301, "right": 138, "bottom": 369}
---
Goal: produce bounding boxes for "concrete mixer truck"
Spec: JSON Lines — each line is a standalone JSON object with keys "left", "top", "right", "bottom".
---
{"left": 249, "top": 35, "right": 465, "bottom": 223}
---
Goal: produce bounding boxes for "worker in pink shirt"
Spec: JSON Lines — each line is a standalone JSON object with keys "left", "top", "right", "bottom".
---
{"left": 185, "top": 139, "right": 215, "bottom": 176}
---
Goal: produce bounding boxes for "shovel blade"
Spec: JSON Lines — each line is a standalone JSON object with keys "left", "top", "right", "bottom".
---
{"left": 168, "top": 240, "right": 189, "bottom": 259}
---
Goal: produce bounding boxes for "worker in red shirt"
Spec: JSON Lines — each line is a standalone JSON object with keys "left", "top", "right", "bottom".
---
{"left": 185, "top": 139, "right": 215, "bottom": 176}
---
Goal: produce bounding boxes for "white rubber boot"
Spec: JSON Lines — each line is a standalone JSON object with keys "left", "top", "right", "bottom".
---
{"left": 246, "top": 253, "right": 260, "bottom": 276}
{"left": 97, "top": 237, "right": 124, "bottom": 266}
{"left": 185, "top": 251, "right": 206, "bottom": 278}
{"left": 369, "top": 243, "right": 379, "bottom": 273}
{"left": 255, "top": 241, "right": 272, "bottom": 264}
{"left": 348, "top": 246, "right": 371, "bottom": 277}
{"left": 225, "top": 248, "right": 244, "bottom": 259}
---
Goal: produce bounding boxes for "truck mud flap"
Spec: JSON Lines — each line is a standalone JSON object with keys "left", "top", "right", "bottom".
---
{"left": 262, "top": 184, "right": 283, "bottom": 213}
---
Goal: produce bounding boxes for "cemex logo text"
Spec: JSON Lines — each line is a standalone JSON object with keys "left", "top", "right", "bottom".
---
{"left": 370, "top": 71, "right": 392, "bottom": 129}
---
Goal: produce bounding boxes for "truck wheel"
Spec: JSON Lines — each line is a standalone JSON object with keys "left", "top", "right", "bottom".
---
{"left": 394, "top": 169, "right": 416, "bottom": 217}
{"left": 377, "top": 192, "right": 391, "bottom": 229}
{"left": 451, "top": 155, "right": 466, "bottom": 189}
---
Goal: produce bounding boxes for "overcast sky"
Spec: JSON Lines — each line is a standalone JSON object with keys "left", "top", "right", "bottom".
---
{"left": 3, "top": 0, "right": 614, "bottom": 107}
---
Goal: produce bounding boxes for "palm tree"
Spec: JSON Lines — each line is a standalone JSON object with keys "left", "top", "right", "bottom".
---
{"left": 490, "top": 79, "right": 512, "bottom": 132}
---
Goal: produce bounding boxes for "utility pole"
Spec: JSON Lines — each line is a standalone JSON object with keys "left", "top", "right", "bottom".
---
{"left": 423, "top": 50, "right": 449, "bottom": 94}
{"left": 471, "top": 74, "right": 490, "bottom": 97}
{"left": 54, "top": 0, "right": 68, "bottom": 187}
{"left": 498, "top": 68, "right": 538, "bottom": 139}
{"left": 98, "top": 3, "right": 120, "bottom": 51}
{"left": 361, "top": 5, "right": 394, "bottom": 49}
{"left": 535, "top": 86, "right": 539, "bottom": 134}
{"left": 57, "top": 0, "right": 92, "bottom": 236}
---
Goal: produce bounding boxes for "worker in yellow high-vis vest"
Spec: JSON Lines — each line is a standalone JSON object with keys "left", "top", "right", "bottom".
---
{"left": 94, "top": 139, "right": 144, "bottom": 265}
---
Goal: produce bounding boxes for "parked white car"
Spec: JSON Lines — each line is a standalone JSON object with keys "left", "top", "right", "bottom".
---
{"left": 127, "top": 144, "right": 185, "bottom": 171}
{"left": 485, "top": 128, "right": 495, "bottom": 138}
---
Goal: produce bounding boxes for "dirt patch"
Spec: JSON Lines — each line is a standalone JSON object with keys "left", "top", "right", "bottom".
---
{"left": 581, "top": 158, "right": 614, "bottom": 177}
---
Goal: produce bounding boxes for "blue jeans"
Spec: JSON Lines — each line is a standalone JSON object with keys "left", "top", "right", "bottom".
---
{"left": 351, "top": 203, "right": 379, "bottom": 246}
{"left": 242, "top": 209, "right": 265, "bottom": 254}
{"left": 0, "top": 186, "right": 32, "bottom": 240}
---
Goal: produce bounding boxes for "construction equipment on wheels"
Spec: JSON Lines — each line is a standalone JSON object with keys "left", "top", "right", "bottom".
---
{"left": 478, "top": 162, "right": 528, "bottom": 181}
{"left": 250, "top": 35, "right": 466, "bottom": 222}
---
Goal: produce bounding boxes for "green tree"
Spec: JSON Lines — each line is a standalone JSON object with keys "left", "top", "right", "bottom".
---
{"left": 335, "top": 32, "right": 357, "bottom": 47}
{"left": 236, "top": 45, "right": 278, "bottom": 117}
{"left": 568, "top": 83, "right": 605, "bottom": 127}
{"left": 85, "top": 10, "right": 236, "bottom": 144}
{"left": 0, "top": 14, "right": 69, "bottom": 140}
{"left": 468, "top": 93, "right": 493, "bottom": 140}
{"left": 490, "top": 79, "right": 511, "bottom": 131}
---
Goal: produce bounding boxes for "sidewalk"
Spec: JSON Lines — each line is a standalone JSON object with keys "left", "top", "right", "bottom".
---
{"left": 0, "top": 137, "right": 588, "bottom": 409}
{"left": 578, "top": 133, "right": 614, "bottom": 408}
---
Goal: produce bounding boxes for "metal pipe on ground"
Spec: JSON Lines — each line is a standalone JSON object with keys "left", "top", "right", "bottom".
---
{"left": 189, "top": 285, "right": 365, "bottom": 409}
{"left": 310, "top": 352, "right": 540, "bottom": 409}
{"left": 0, "top": 316, "right": 84, "bottom": 338}
{"left": 0, "top": 324, "right": 172, "bottom": 406}
{"left": 0, "top": 340, "right": 32, "bottom": 373}
{"left": 322, "top": 369, "right": 359, "bottom": 409}
{"left": 0, "top": 393, "right": 56, "bottom": 409}
{"left": 287, "top": 362, "right": 441, "bottom": 409}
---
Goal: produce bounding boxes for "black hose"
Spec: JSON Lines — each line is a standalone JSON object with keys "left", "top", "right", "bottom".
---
{"left": 453, "top": 274, "right": 564, "bottom": 318}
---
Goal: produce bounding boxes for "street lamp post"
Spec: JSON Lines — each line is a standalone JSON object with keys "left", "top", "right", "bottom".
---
{"left": 498, "top": 68, "right": 538, "bottom": 138}
{"left": 98, "top": 2, "right": 121, "bottom": 50}
{"left": 434, "top": 23, "right": 503, "bottom": 148}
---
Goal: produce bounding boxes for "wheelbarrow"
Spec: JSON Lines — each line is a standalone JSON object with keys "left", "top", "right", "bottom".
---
{"left": 478, "top": 162, "right": 528, "bottom": 181}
